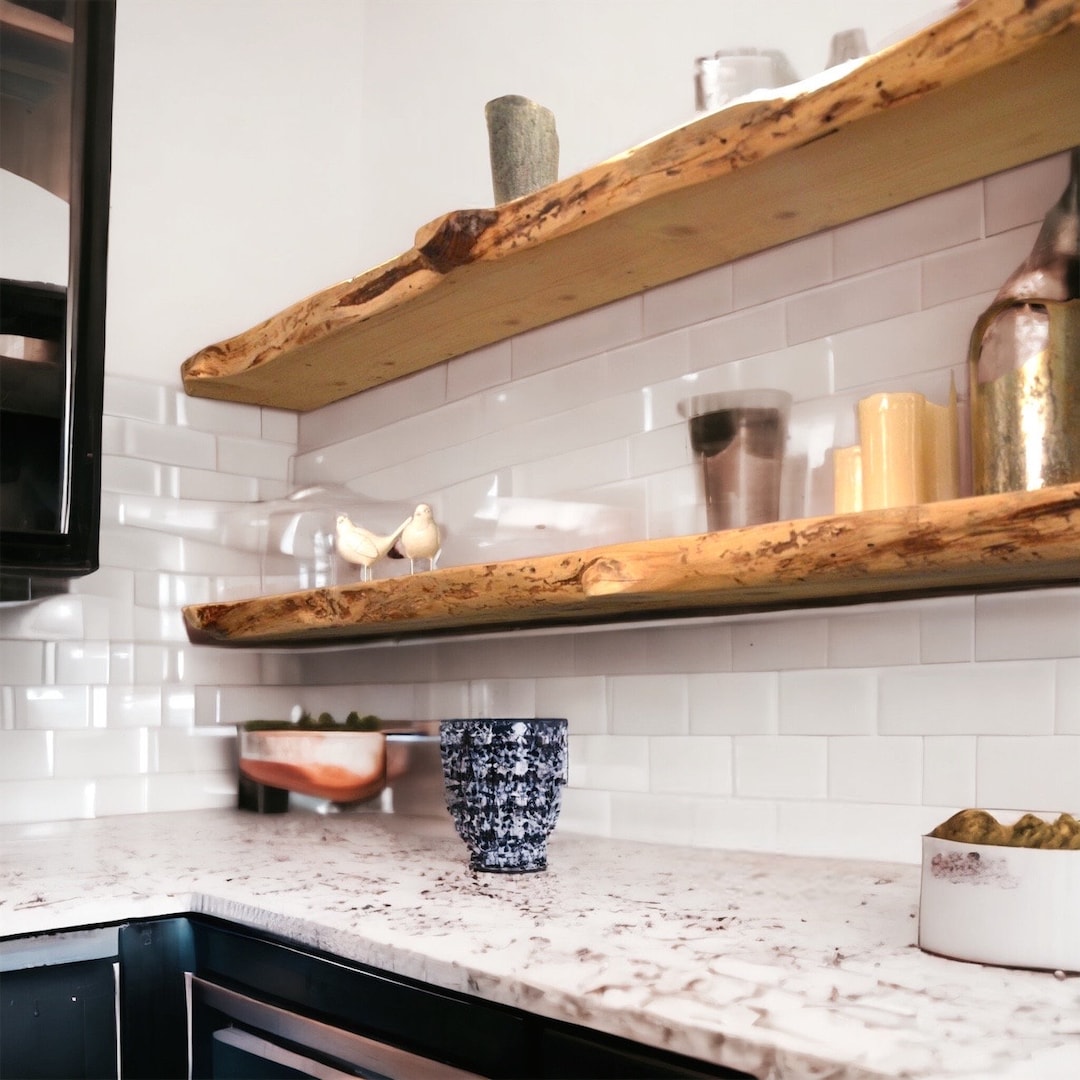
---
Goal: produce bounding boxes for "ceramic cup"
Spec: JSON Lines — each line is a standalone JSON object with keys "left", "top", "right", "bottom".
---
{"left": 439, "top": 718, "right": 568, "bottom": 873}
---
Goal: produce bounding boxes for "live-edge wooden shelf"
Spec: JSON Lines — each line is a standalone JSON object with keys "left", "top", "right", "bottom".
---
{"left": 181, "top": 0, "right": 1080, "bottom": 647}
{"left": 180, "top": 0, "right": 1080, "bottom": 413}
{"left": 182, "top": 485, "right": 1080, "bottom": 647}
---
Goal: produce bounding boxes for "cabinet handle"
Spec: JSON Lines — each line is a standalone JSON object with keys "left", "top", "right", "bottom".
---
{"left": 186, "top": 974, "right": 486, "bottom": 1080}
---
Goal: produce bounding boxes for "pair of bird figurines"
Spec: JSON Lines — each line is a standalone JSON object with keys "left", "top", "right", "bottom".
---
{"left": 335, "top": 503, "right": 441, "bottom": 581}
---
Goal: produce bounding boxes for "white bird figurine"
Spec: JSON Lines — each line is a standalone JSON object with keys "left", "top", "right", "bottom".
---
{"left": 388, "top": 503, "right": 442, "bottom": 573}
{"left": 334, "top": 513, "right": 409, "bottom": 581}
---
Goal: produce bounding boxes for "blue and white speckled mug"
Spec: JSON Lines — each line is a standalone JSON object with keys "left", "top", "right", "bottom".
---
{"left": 439, "top": 718, "right": 568, "bottom": 873}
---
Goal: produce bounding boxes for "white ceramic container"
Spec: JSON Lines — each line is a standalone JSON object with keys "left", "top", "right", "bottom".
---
{"left": 919, "top": 823, "right": 1080, "bottom": 973}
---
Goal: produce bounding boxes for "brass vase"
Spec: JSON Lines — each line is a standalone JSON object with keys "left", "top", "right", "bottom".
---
{"left": 969, "top": 149, "right": 1079, "bottom": 495}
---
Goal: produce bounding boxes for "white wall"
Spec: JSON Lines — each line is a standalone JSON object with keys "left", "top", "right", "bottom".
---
{"left": 104, "top": 0, "right": 947, "bottom": 382}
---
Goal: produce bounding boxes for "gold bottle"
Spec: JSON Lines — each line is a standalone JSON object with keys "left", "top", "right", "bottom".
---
{"left": 969, "top": 148, "right": 1079, "bottom": 495}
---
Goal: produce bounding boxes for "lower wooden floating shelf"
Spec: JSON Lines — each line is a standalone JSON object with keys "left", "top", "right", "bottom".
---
{"left": 182, "top": 485, "right": 1080, "bottom": 648}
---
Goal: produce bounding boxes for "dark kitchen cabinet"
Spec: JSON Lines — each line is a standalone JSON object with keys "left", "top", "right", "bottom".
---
{"left": 0, "top": 931, "right": 120, "bottom": 1080}
{"left": 6, "top": 916, "right": 754, "bottom": 1079}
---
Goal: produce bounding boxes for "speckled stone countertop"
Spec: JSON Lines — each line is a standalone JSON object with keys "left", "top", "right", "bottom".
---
{"left": 1, "top": 809, "right": 1077, "bottom": 1079}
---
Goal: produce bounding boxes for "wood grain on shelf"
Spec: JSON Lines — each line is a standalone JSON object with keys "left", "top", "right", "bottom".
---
{"left": 182, "top": 486, "right": 1080, "bottom": 647}
{"left": 180, "top": 0, "right": 1080, "bottom": 412}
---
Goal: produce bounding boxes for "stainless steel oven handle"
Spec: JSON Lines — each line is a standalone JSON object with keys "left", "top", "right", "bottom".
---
{"left": 186, "top": 973, "right": 487, "bottom": 1080}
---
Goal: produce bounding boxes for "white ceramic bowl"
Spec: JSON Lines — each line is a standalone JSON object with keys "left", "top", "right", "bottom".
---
{"left": 919, "top": 816, "right": 1080, "bottom": 973}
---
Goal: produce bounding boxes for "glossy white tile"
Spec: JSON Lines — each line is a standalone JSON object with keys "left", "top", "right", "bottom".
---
{"left": 650, "top": 735, "right": 732, "bottom": 796}
{"left": 511, "top": 296, "right": 642, "bottom": 379}
{"left": 834, "top": 184, "right": 982, "bottom": 279}
{"left": 778, "top": 669, "right": 876, "bottom": 735}
{"left": 878, "top": 662, "right": 1056, "bottom": 735}
{"left": 828, "top": 736, "right": 922, "bottom": 804}
{"left": 535, "top": 677, "right": 608, "bottom": 734}
{"left": 734, "top": 736, "right": 827, "bottom": 799}
{"left": 643, "top": 263, "right": 732, "bottom": 336}
{"left": 610, "top": 674, "right": 688, "bottom": 735}
{"left": 1057, "top": 660, "right": 1080, "bottom": 734}
{"left": 0, "top": 731, "right": 52, "bottom": 780}
{"left": 786, "top": 264, "right": 921, "bottom": 347}
{"left": 975, "top": 735, "right": 1080, "bottom": 811}
{"left": 688, "top": 672, "right": 778, "bottom": 735}
{"left": 570, "top": 735, "right": 649, "bottom": 792}
{"left": 923, "top": 735, "right": 977, "bottom": 808}
{"left": 733, "top": 233, "right": 833, "bottom": 310}
{"left": 447, "top": 341, "right": 512, "bottom": 401}
{"left": 975, "top": 588, "right": 1080, "bottom": 661}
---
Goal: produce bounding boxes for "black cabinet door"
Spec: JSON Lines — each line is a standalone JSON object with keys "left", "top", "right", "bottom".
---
{"left": 0, "top": 959, "right": 118, "bottom": 1080}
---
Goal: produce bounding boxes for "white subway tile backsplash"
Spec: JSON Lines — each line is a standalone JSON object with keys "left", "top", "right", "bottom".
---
{"left": 643, "top": 263, "right": 732, "bottom": 336}
{"left": 511, "top": 296, "right": 642, "bottom": 379}
{"left": 101, "top": 455, "right": 166, "bottom": 497}
{"left": 570, "top": 735, "right": 649, "bottom": 791}
{"left": 610, "top": 674, "right": 688, "bottom": 735}
{"left": 734, "top": 736, "right": 827, "bottom": 799}
{"left": 261, "top": 406, "right": 299, "bottom": 445}
{"left": 830, "top": 293, "right": 988, "bottom": 392}
{"left": 828, "top": 736, "right": 922, "bottom": 804}
{"left": 93, "top": 776, "right": 149, "bottom": 817}
{"left": 175, "top": 466, "right": 261, "bottom": 502}
{"left": 733, "top": 618, "right": 829, "bottom": 672}
{"left": 923, "top": 736, "right": 977, "bottom": 808}
{"left": 607, "top": 334, "right": 691, "bottom": 397}
{"left": 469, "top": 678, "right": 536, "bottom": 719}
{"left": 918, "top": 597, "right": 975, "bottom": 664}
{"left": 834, "top": 183, "right": 982, "bottom": 279}
{"left": 778, "top": 670, "right": 876, "bottom": 735}
{"left": 976, "top": 736, "right": 1080, "bottom": 812}
{"left": 827, "top": 610, "right": 920, "bottom": 668}
{"left": 103, "top": 375, "right": 169, "bottom": 423}
{"left": 651, "top": 735, "right": 732, "bottom": 796}
{"left": 176, "top": 393, "right": 262, "bottom": 437}
{"left": 922, "top": 225, "right": 1038, "bottom": 308}
{"left": 146, "top": 770, "right": 236, "bottom": 813}
{"left": 687, "top": 302, "right": 787, "bottom": 373}
{"left": 878, "top": 662, "right": 1056, "bottom": 735}
{"left": 0, "top": 642, "right": 46, "bottom": 684}
{"left": 692, "top": 797, "right": 778, "bottom": 853}
{"left": 642, "top": 622, "right": 732, "bottom": 674}
{"left": 54, "top": 728, "right": 147, "bottom": 778}
{"left": 688, "top": 672, "right": 778, "bottom": 734}
{"left": 775, "top": 801, "right": 944, "bottom": 864}
{"left": 0, "top": 731, "right": 52, "bottom": 780}
{"left": 786, "top": 264, "right": 921, "bottom": 347}
{"left": 1058, "top": 660, "right": 1080, "bottom": 734}
{"left": 0, "top": 779, "right": 94, "bottom": 825}
{"left": 298, "top": 365, "right": 447, "bottom": 452}
{"left": 974, "top": 588, "right": 1080, "bottom": 661}
{"left": 17, "top": 687, "right": 91, "bottom": 730}
{"left": 55, "top": 642, "right": 110, "bottom": 685}
{"left": 609, "top": 791, "right": 694, "bottom": 846}
{"left": 217, "top": 435, "right": 293, "bottom": 482}
{"left": 2, "top": 155, "right": 1077, "bottom": 847}
{"left": 105, "top": 687, "right": 163, "bottom": 728}
{"left": 983, "top": 152, "right": 1071, "bottom": 236}
{"left": 535, "top": 677, "right": 607, "bottom": 734}
{"left": 733, "top": 233, "right": 833, "bottom": 311}
{"left": 123, "top": 418, "right": 217, "bottom": 469}
{"left": 151, "top": 728, "right": 235, "bottom": 773}
{"left": 447, "top": 341, "right": 512, "bottom": 401}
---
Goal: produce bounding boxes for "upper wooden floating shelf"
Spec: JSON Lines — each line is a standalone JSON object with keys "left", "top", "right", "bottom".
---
{"left": 183, "top": 485, "right": 1080, "bottom": 647}
{"left": 181, "top": 0, "right": 1080, "bottom": 413}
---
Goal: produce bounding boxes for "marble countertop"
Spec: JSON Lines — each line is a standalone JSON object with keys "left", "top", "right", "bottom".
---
{"left": 2, "top": 809, "right": 1078, "bottom": 1079}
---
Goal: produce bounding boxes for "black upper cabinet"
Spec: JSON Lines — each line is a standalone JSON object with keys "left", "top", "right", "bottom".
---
{"left": 0, "top": 0, "right": 115, "bottom": 597}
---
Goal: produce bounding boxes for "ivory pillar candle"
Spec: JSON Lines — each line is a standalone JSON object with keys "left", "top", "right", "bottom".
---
{"left": 857, "top": 392, "right": 927, "bottom": 510}
{"left": 832, "top": 445, "right": 863, "bottom": 513}
{"left": 922, "top": 380, "right": 960, "bottom": 502}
